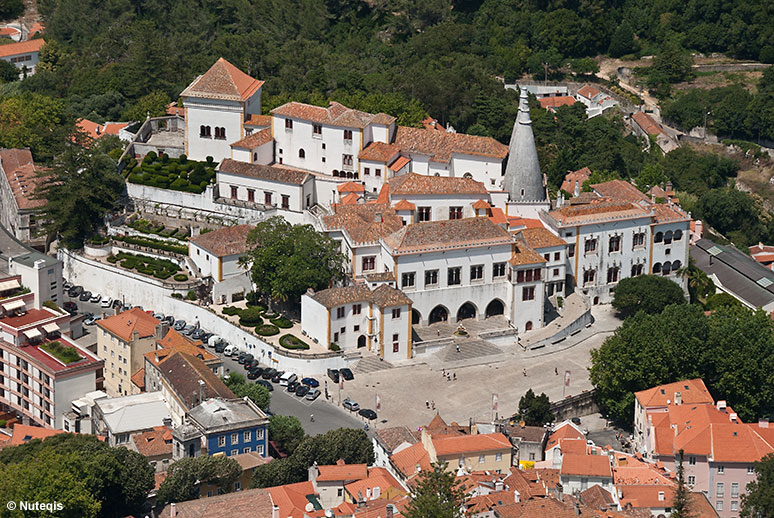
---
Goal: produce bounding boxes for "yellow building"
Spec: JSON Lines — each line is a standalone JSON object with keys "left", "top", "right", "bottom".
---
{"left": 420, "top": 429, "right": 513, "bottom": 474}
{"left": 199, "top": 451, "right": 269, "bottom": 498}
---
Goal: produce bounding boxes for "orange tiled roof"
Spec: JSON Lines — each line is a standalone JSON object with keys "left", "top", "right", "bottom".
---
{"left": 384, "top": 217, "right": 513, "bottom": 255}
{"left": 632, "top": 112, "right": 665, "bottom": 136}
{"left": 189, "top": 224, "right": 253, "bottom": 257}
{"left": 244, "top": 114, "right": 272, "bottom": 127}
{"left": 546, "top": 422, "right": 584, "bottom": 451}
{"left": 517, "top": 227, "right": 566, "bottom": 249}
{"left": 561, "top": 453, "right": 612, "bottom": 478}
{"left": 132, "top": 425, "right": 173, "bottom": 457}
{"left": 345, "top": 467, "right": 404, "bottom": 500}
{"left": 389, "top": 172, "right": 487, "bottom": 196}
{"left": 0, "top": 38, "right": 44, "bottom": 58}
{"left": 472, "top": 199, "right": 491, "bottom": 210}
{"left": 0, "top": 148, "right": 45, "bottom": 210}
{"left": 76, "top": 118, "right": 103, "bottom": 142}
{"left": 561, "top": 167, "right": 592, "bottom": 194}
{"left": 157, "top": 487, "right": 272, "bottom": 518}
{"left": 131, "top": 367, "right": 146, "bottom": 390}
{"left": 539, "top": 96, "right": 578, "bottom": 109}
{"left": 340, "top": 192, "right": 360, "bottom": 205}
{"left": 323, "top": 203, "right": 403, "bottom": 245}
{"left": 509, "top": 244, "right": 547, "bottom": 266}
{"left": 338, "top": 181, "right": 366, "bottom": 193}
{"left": 103, "top": 122, "right": 128, "bottom": 135}
{"left": 375, "top": 426, "right": 418, "bottom": 452}
{"left": 433, "top": 432, "right": 511, "bottom": 456}
{"left": 181, "top": 58, "right": 263, "bottom": 102}
{"left": 389, "top": 155, "right": 411, "bottom": 172}
{"left": 97, "top": 307, "right": 159, "bottom": 342}
{"left": 317, "top": 459, "right": 368, "bottom": 482}
{"left": 577, "top": 85, "right": 602, "bottom": 100}
{"left": 28, "top": 22, "right": 44, "bottom": 36}
{"left": 267, "top": 481, "right": 316, "bottom": 518}
{"left": 157, "top": 328, "right": 203, "bottom": 350}
{"left": 359, "top": 141, "right": 401, "bottom": 162}
{"left": 619, "top": 485, "right": 676, "bottom": 509}
{"left": 394, "top": 126, "right": 508, "bottom": 163}
{"left": 635, "top": 379, "right": 713, "bottom": 408}
{"left": 272, "top": 101, "right": 395, "bottom": 129}
{"left": 10, "top": 424, "right": 66, "bottom": 445}
{"left": 219, "top": 159, "right": 310, "bottom": 185}
{"left": 393, "top": 199, "right": 416, "bottom": 211}
{"left": 591, "top": 180, "right": 650, "bottom": 203}
{"left": 390, "top": 442, "right": 431, "bottom": 479}
{"left": 652, "top": 203, "right": 690, "bottom": 223}
{"left": 580, "top": 484, "right": 616, "bottom": 510}
{"left": 230, "top": 127, "right": 272, "bottom": 149}
{"left": 547, "top": 201, "right": 651, "bottom": 226}
{"left": 145, "top": 343, "right": 217, "bottom": 368}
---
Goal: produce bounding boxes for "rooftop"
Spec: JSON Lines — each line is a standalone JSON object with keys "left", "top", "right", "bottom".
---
{"left": 383, "top": 217, "right": 513, "bottom": 255}
{"left": 218, "top": 159, "right": 310, "bottom": 186}
{"left": 272, "top": 101, "right": 395, "bottom": 129}
{"left": 157, "top": 488, "right": 272, "bottom": 518}
{"left": 561, "top": 453, "right": 612, "bottom": 478}
{"left": 96, "top": 308, "right": 159, "bottom": 343}
{"left": 181, "top": 57, "right": 264, "bottom": 102}
{"left": 375, "top": 426, "right": 418, "bottom": 452}
{"left": 131, "top": 425, "right": 173, "bottom": 457}
{"left": 309, "top": 284, "right": 411, "bottom": 309}
{"left": 158, "top": 352, "right": 235, "bottom": 411}
{"left": 560, "top": 167, "right": 591, "bottom": 194}
{"left": 390, "top": 441, "right": 431, "bottom": 479}
{"left": 188, "top": 397, "right": 268, "bottom": 432}
{"left": 9, "top": 424, "right": 67, "bottom": 445}
{"left": 395, "top": 125, "right": 508, "bottom": 163}
{"left": 359, "top": 141, "right": 401, "bottom": 162}
{"left": 0, "top": 148, "right": 46, "bottom": 211}
{"left": 317, "top": 459, "right": 368, "bottom": 482}
{"left": 516, "top": 227, "right": 566, "bottom": 249}
{"left": 635, "top": 379, "right": 713, "bottom": 408}
{"left": 322, "top": 203, "right": 403, "bottom": 245}
{"left": 432, "top": 432, "right": 512, "bottom": 456}
{"left": 389, "top": 172, "right": 487, "bottom": 196}
{"left": 509, "top": 244, "right": 547, "bottom": 266}
{"left": 539, "top": 96, "right": 578, "bottom": 110}
{"left": 577, "top": 85, "right": 602, "bottom": 99}
{"left": 591, "top": 180, "right": 650, "bottom": 203}
{"left": 230, "top": 127, "right": 273, "bottom": 149}
{"left": 189, "top": 223, "right": 253, "bottom": 257}
{"left": 546, "top": 201, "right": 652, "bottom": 226}
{"left": 632, "top": 111, "right": 665, "bottom": 136}
{"left": 95, "top": 392, "right": 170, "bottom": 434}
{"left": 0, "top": 38, "right": 45, "bottom": 58}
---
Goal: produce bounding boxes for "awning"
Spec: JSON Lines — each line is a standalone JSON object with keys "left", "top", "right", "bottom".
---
{"left": 2, "top": 299, "right": 25, "bottom": 312}
{"left": 23, "top": 328, "right": 42, "bottom": 340}
{"left": 0, "top": 279, "right": 20, "bottom": 292}
{"left": 42, "top": 323, "right": 60, "bottom": 334}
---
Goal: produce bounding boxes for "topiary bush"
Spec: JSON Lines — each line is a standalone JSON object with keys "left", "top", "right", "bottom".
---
{"left": 329, "top": 342, "right": 340, "bottom": 351}
{"left": 279, "top": 334, "right": 310, "bottom": 350}
{"left": 239, "top": 307, "right": 263, "bottom": 326}
{"left": 255, "top": 324, "right": 280, "bottom": 336}
{"left": 271, "top": 317, "right": 293, "bottom": 329}
{"left": 172, "top": 293, "right": 183, "bottom": 299}
{"left": 245, "top": 291, "right": 262, "bottom": 307}
{"left": 263, "top": 311, "right": 279, "bottom": 320}
{"left": 222, "top": 306, "right": 241, "bottom": 316}
{"left": 107, "top": 255, "right": 118, "bottom": 264}
{"left": 173, "top": 273, "right": 188, "bottom": 282}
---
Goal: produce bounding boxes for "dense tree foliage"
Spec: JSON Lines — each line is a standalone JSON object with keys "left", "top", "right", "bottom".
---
{"left": 590, "top": 304, "right": 774, "bottom": 426}
{"left": 517, "top": 389, "right": 553, "bottom": 426}
{"left": 223, "top": 372, "right": 271, "bottom": 410}
{"left": 240, "top": 217, "right": 347, "bottom": 306}
{"left": 404, "top": 462, "right": 468, "bottom": 518}
{"left": 268, "top": 415, "right": 305, "bottom": 456}
{"left": 611, "top": 275, "right": 686, "bottom": 318}
{"left": 250, "top": 428, "right": 374, "bottom": 488}
{"left": 741, "top": 453, "right": 774, "bottom": 518}
{"left": 0, "top": 434, "right": 154, "bottom": 518}
{"left": 0, "top": 0, "right": 23, "bottom": 20}
{"left": 156, "top": 455, "right": 242, "bottom": 504}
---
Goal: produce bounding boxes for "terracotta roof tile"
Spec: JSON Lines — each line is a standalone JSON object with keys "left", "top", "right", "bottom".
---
{"left": 561, "top": 453, "right": 612, "bottom": 478}
{"left": 374, "top": 426, "right": 418, "bottom": 452}
{"left": 323, "top": 203, "right": 403, "bottom": 245}
{"left": 634, "top": 379, "right": 713, "bottom": 408}
{"left": 10, "top": 424, "right": 66, "bottom": 445}
{"left": 218, "top": 159, "right": 309, "bottom": 185}
{"left": 234, "top": 450, "right": 271, "bottom": 470}
{"left": 561, "top": 167, "right": 592, "bottom": 194}
{"left": 157, "top": 351, "right": 234, "bottom": 410}
{"left": 97, "top": 308, "right": 159, "bottom": 342}
{"left": 369, "top": 284, "right": 412, "bottom": 307}
{"left": 517, "top": 228, "right": 566, "bottom": 249}
{"left": 509, "top": 244, "right": 547, "bottom": 266}
{"left": 433, "top": 433, "right": 512, "bottom": 456}
{"left": 618, "top": 485, "right": 676, "bottom": 509}
{"left": 338, "top": 181, "right": 366, "bottom": 193}
{"left": 317, "top": 459, "right": 368, "bottom": 481}
{"left": 393, "top": 199, "right": 416, "bottom": 211}
{"left": 547, "top": 201, "right": 651, "bottom": 226}
{"left": 132, "top": 425, "right": 173, "bottom": 457}
{"left": 359, "top": 142, "right": 401, "bottom": 162}
{"left": 158, "top": 488, "right": 272, "bottom": 518}
{"left": 310, "top": 284, "right": 410, "bottom": 309}
{"left": 592, "top": 180, "right": 650, "bottom": 203}
{"left": 546, "top": 422, "right": 585, "bottom": 451}
{"left": 389, "top": 155, "right": 411, "bottom": 172}
{"left": 580, "top": 484, "right": 616, "bottom": 510}
{"left": 0, "top": 39, "right": 44, "bottom": 58}
{"left": 272, "top": 101, "right": 395, "bottom": 129}
{"left": 340, "top": 192, "right": 360, "bottom": 205}
{"left": 131, "top": 367, "right": 146, "bottom": 390}
{"left": 230, "top": 127, "right": 272, "bottom": 149}
{"left": 189, "top": 223, "right": 252, "bottom": 257}
{"left": 365, "top": 271, "right": 395, "bottom": 282}
{"left": 395, "top": 126, "right": 508, "bottom": 163}
{"left": 472, "top": 200, "right": 491, "bottom": 210}
{"left": 384, "top": 217, "right": 512, "bottom": 254}
{"left": 632, "top": 112, "right": 664, "bottom": 136}
{"left": 244, "top": 114, "right": 272, "bottom": 127}
{"left": 539, "top": 96, "right": 578, "bottom": 109}
{"left": 389, "top": 172, "right": 487, "bottom": 196}
{"left": 181, "top": 58, "right": 264, "bottom": 102}
{"left": 652, "top": 203, "right": 690, "bottom": 223}
{"left": 390, "top": 442, "right": 431, "bottom": 479}
{"left": 267, "top": 480, "right": 316, "bottom": 518}
{"left": 577, "top": 85, "right": 602, "bottom": 100}
{"left": 0, "top": 148, "right": 45, "bottom": 210}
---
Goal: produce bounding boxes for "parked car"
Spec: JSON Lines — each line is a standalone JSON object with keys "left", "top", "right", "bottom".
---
{"left": 201, "top": 332, "right": 213, "bottom": 343}
{"left": 63, "top": 302, "right": 78, "bottom": 315}
{"left": 245, "top": 359, "right": 259, "bottom": 370}
{"left": 182, "top": 325, "right": 196, "bottom": 336}
{"left": 173, "top": 320, "right": 186, "bottom": 331}
{"left": 223, "top": 345, "right": 237, "bottom": 356}
{"left": 358, "top": 408, "right": 377, "bottom": 420}
{"left": 241, "top": 354, "right": 254, "bottom": 367}
{"left": 84, "top": 315, "right": 102, "bottom": 326}
{"left": 306, "top": 389, "right": 321, "bottom": 401}
{"left": 214, "top": 342, "right": 227, "bottom": 354}
{"left": 191, "top": 329, "right": 205, "bottom": 340}
{"left": 286, "top": 381, "right": 299, "bottom": 392}
{"left": 100, "top": 297, "right": 113, "bottom": 308}
{"left": 237, "top": 352, "right": 248, "bottom": 364}
{"left": 112, "top": 299, "right": 123, "bottom": 309}
{"left": 163, "top": 315, "right": 175, "bottom": 324}
{"left": 295, "top": 385, "right": 309, "bottom": 397}
{"left": 89, "top": 293, "right": 102, "bottom": 304}
{"left": 327, "top": 369, "right": 340, "bottom": 383}
{"left": 153, "top": 313, "right": 165, "bottom": 320}
{"left": 247, "top": 367, "right": 263, "bottom": 380}
{"left": 255, "top": 380, "right": 274, "bottom": 392}
{"left": 78, "top": 290, "right": 92, "bottom": 302}
{"left": 262, "top": 368, "right": 277, "bottom": 380}
{"left": 68, "top": 286, "right": 83, "bottom": 297}
{"left": 339, "top": 368, "right": 354, "bottom": 381}
{"left": 301, "top": 377, "right": 319, "bottom": 388}
{"left": 342, "top": 398, "right": 360, "bottom": 412}
{"left": 271, "top": 371, "right": 285, "bottom": 383}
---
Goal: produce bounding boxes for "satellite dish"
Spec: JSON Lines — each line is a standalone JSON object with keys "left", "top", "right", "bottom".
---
{"left": 305, "top": 503, "right": 314, "bottom": 512}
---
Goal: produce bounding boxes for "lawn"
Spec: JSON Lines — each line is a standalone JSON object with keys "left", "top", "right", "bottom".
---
{"left": 40, "top": 341, "right": 82, "bottom": 364}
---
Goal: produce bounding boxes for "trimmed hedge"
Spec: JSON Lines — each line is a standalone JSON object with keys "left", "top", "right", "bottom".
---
{"left": 271, "top": 317, "right": 293, "bottom": 329}
{"left": 255, "top": 324, "right": 280, "bottom": 336}
{"left": 127, "top": 155, "right": 216, "bottom": 194}
{"left": 245, "top": 291, "right": 262, "bottom": 307}
{"left": 173, "top": 273, "right": 188, "bottom": 282}
{"left": 222, "top": 306, "right": 241, "bottom": 316}
{"left": 88, "top": 235, "right": 110, "bottom": 245}
{"left": 171, "top": 293, "right": 183, "bottom": 299}
{"left": 112, "top": 252, "right": 180, "bottom": 279}
{"left": 329, "top": 342, "right": 340, "bottom": 351}
{"left": 113, "top": 234, "right": 188, "bottom": 255}
{"left": 263, "top": 311, "right": 279, "bottom": 320}
{"left": 107, "top": 255, "right": 119, "bottom": 263}
{"left": 279, "top": 334, "right": 310, "bottom": 350}
{"left": 239, "top": 307, "right": 263, "bottom": 326}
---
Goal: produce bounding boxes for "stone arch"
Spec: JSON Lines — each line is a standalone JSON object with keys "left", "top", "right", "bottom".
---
{"left": 411, "top": 308, "right": 422, "bottom": 325}
{"left": 357, "top": 335, "right": 366, "bottom": 348}
{"left": 429, "top": 305, "right": 449, "bottom": 324}
{"left": 456, "top": 302, "right": 477, "bottom": 321}
{"left": 299, "top": 148, "right": 306, "bottom": 159}
{"left": 485, "top": 299, "right": 505, "bottom": 318}
{"left": 463, "top": 172, "right": 473, "bottom": 179}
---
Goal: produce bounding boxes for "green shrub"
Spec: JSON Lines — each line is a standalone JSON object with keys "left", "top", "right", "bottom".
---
{"left": 239, "top": 307, "right": 264, "bottom": 326}
{"left": 185, "top": 290, "right": 196, "bottom": 300}
{"left": 222, "top": 306, "right": 241, "bottom": 316}
{"left": 161, "top": 153, "right": 169, "bottom": 163}
{"left": 0, "top": 419, "right": 6, "bottom": 428}
{"left": 279, "top": 334, "right": 310, "bottom": 350}
{"left": 206, "top": 156, "right": 214, "bottom": 164}
{"left": 271, "top": 317, "right": 293, "bottom": 329}
{"left": 145, "top": 151, "right": 157, "bottom": 162}
{"left": 40, "top": 340, "right": 82, "bottom": 364}
{"left": 107, "top": 255, "right": 118, "bottom": 264}
{"left": 172, "top": 293, "right": 183, "bottom": 299}
{"left": 179, "top": 154, "right": 187, "bottom": 164}
{"left": 255, "top": 324, "right": 280, "bottom": 336}
{"left": 173, "top": 273, "right": 188, "bottom": 282}
{"left": 329, "top": 342, "right": 340, "bottom": 351}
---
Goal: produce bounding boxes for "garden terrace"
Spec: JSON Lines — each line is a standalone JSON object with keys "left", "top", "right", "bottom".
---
{"left": 106, "top": 252, "right": 184, "bottom": 281}
{"left": 40, "top": 341, "right": 83, "bottom": 364}
{"left": 127, "top": 218, "right": 190, "bottom": 240}
{"left": 126, "top": 152, "right": 216, "bottom": 194}
{"left": 111, "top": 235, "right": 188, "bottom": 255}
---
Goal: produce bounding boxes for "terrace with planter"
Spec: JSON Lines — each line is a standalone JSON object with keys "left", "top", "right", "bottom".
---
{"left": 125, "top": 152, "right": 216, "bottom": 194}
{"left": 40, "top": 340, "right": 83, "bottom": 365}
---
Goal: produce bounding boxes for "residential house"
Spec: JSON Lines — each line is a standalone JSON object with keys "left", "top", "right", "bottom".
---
{"left": 539, "top": 96, "right": 579, "bottom": 113}
{"left": 748, "top": 242, "right": 774, "bottom": 271}
{"left": 143, "top": 327, "right": 223, "bottom": 393}
{"left": 499, "top": 423, "right": 548, "bottom": 468}
{"left": 419, "top": 429, "right": 513, "bottom": 474}
{"left": 156, "top": 488, "right": 273, "bottom": 518}
{"left": 216, "top": 159, "right": 315, "bottom": 214}
{"left": 0, "top": 39, "right": 45, "bottom": 75}
{"left": 631, "top": 112, "right": 678, "bottom": 153}
{"left": 0, "top": 221, "right": 62, "bottom": 307}
{"left": 560, "top": 167, "right": 591, "bottom": 196}
{"left": 188, "top": 222, "right": 253, "bottom": 304}
{"left": 92, "top": 391, "right": 171, "bottom": 446}
{"left": 516, "top": 227, "right": 568, "bottom": 297}
{"left": 130, "top": 424, "right": 174, "bottom": 473}
{"left": 0, "top": 148, "right": 46, "bottom": 247}
{"left": 200, "top": 450, "right": 270, "bottom": 497}
{"left": 559, "top": 452, "right": 613, "bottom": 492}
{"left": 309, "top": 459, "right": 369, "bottom": 508}
{"left": 574, "top": 84, "right": 619, "bottom": 118}
{"left": 372, "top": 425, "right": 418, "bottom": 471}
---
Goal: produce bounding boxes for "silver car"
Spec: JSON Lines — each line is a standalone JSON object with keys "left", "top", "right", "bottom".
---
{"left": 306, "top": 389, "right": 321, "bottom": 401}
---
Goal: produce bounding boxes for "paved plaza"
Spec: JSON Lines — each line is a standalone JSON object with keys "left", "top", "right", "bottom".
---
{"left": 342, "top": 305, "right": 621, "bottom": 431}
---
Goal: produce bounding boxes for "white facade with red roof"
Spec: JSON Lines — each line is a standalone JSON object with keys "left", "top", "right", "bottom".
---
{"left": 0, "top": 39, "right": 44, "bottom": 75}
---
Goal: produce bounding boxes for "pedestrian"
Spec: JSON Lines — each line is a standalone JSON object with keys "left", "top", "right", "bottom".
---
{"left": 431, "top": 401, "right": 435, "bottom": 410}
{"left": 555, "top": 367, "right": 558, "bottom": 375}
{"left": 426, "top": 400, "right": 430, "bottom": 408}
{"left": 523, "top": 368, "right": 527, "bottom": 376}
{"left": 453, "top": 373, "right": 456, "bottom": 381}
{"left": 310, "top": 414, "right": 314, "bottom": 422}
{"left": 442, "top": 368, "right": 445, "bottom": 377}
{"left": 447, "top": 373, "right": 451, "bottom": 381}
{"left": 456, "top": 345, "right": 460, "bottom": 353}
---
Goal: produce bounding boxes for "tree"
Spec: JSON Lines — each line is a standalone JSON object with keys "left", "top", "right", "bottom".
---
{"left": 0, "top": 0, "right": 23, "bottom": 19}
{"left": 741, "top": 453, "right": 774, "bottom": 518}
{"left": 268, "top": 415, "right": 305, "bottom": 455}
{"left": 672, "top": 450, "right": 691, "bottom": 518}
{"left": 122, "top": 90, "right": 170, "bottom": 122}
{"left": 404, "top": 461, "right": 468, "bottom": 518}
{"left": 0, "top": 60, "right": 19, "bottom": 83}
{"left": 518, "top": 389, "right": 553, "bottom": 426}
{"left": 0, "top": 92, "right": 68, "bottom": 161}
{"left": 704, "top": 293, "right": 741, "bottom": 311}
{"left": 608, "top": 22, "right": 637, "bottom": 58}
{"left": 677, "top": 257, "right": 715, "bottom": 304}
{"left": 611, "top": 275, "right": 686, "bottom": 318}
{"left": 240, "top": 217, "right": 346, "bottom": 308}
{"left": 156, "top": 455, "right": 242, "bottom": 504}
{"left": 35, "top": 141, "right": 126, "bottom": 249}
{"left": 223, "top": 372, "right": 270, "bottom": 410}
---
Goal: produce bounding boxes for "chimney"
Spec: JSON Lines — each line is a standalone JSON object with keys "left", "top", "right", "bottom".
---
{"left": 759, "top": 418, "right": 770, "bottom": 429}
{"left": 717, "top": 400, "right": 727, "bottom": 411}
{"left": 730, "top": 413, "right": 738, "bottom": 423}
{"left": 198, "top": 379, "right": 205, "bottom": 403}
{"left": 386, "top": 505, "right": 394, "bottom": 518}
{"left": 170, "top": 502, "right": 177, "bottom": 518}
{"left": 674, "top": 392, "right": 682, "bottom": 405}
{"left": 272, "top": 505, "right": 279, "bottom": 518}
{"left": 156, "top": 321, "right": 169, "bottom": 340}
{"left": 375, "top": 212, "right": 383, "bottom": 223}
{"left": 495, "top": 480, "right": 504, "bottom": 491}
{"left": 574, "top": 502, "right": 581, "bottom": 516}
{"left": 574, "top": 180, "right": 580, "bottom": 197}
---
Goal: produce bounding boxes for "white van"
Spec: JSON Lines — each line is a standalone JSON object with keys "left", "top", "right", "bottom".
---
{"left": 223, "top": 344, "right": 237, "bottom": 356}
{"left": 279, "top": 372, "right": 297, "bottom": 386}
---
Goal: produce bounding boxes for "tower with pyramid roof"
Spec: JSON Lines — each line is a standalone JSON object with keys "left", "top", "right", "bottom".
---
{"left": 501, "top": 89, "right": 549, "bottom": 218}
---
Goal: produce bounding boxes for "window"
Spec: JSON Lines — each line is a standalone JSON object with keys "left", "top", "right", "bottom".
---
{"left": 364, "top": 167, "right": 370, "bottom": 175}
{"left": 553, "top": 268, "right": 560, "bottom": 277}
{"left": 344, "top": 129, "right": 353, "bottom": 141}
{"left": 688, "top": 475, "right": 696, "bottom": 485}
{"left": 717, "top": 482, "right": 724, "bottom": 497}
{"left": 334, "top": 332, "right": 339, "bottom": 342}
{"left": 633, "top": 232, "right": 645, "bottom": 247}
{"left": 392, "top": 308, "right": 401, "bottom": 319}
{"left": 716, "top": 501, "right": 724, "bottom": 511}
{"left": 674, "top": 229, "right": 683, "bottom": 241}
{"left": 231, "top": 433, "right": 238, "bottom": 443}
{"left": 342, "top": 154, "right": 353, "bottom": 167}
{"left": 583, "top": 269, "right": 596, "bottom": 285}
{"left": 731, "top": 483, "right": 739, "bottom": 497}
{"left": 529, "top": 453, "right": 536, "bottom": 460}
{"left": 402, "top": 272, "right": 416, "bottom": 288}
{"left": 244, "top": 431, "right": 252, "bottom": 442}
{"left": 214, "top": 127, "right": 226, "bottom": 140}
{"left": 340, "top": 327, "right": 345, "bottom": 335}
{"left": 218, "top": 436, "right": 226, "bottom": 447}
{"left": 664, "top": 230, "right": 673, "bottom": 244}
{"left": 338, "top": 489, "right": 343, "bottom": 497}
{"left": 448, "top": 267, "right": 461, "bottom": 286}
{"left": 479, "top": 455, "right": 486, "bottom": 463}
{"left": 285, "top": 119, "right": 293, "bottom": 130}
{"left": 748, "top": 466, "right": 756, "bottom": 474}
{"left": 662, "top": 261, "right": 672, "bottom": 275}
{"left": 717, "top": 465, "right": 725, "bottom": 474}
{"left": 352, "top": 304, "right": 362, "bottom": 315}
{"left": 522, "top": 287, "right": 535, "bottom": 301}
{"left": 449, "top": 207, "right": 463, "bottom": 220}
{"left": 264, "top": 192, "right": 272, "bottom": 205}
{"left": 653, "top": 262, "right": 662, "bottom": 274}
{"left": 631, "top": 263, "right": 644, "bottom": 277}
{"left": 731, "top": 501, "right": 738, "bottom": 511}
{"left": 543, "top": 253, "right": 550, "bottom": 262}
{"left": 471, "top": 265, "right": 484, "bottom": 281}
{"left": 607, "top": 266, "right": 620, "bottom": 284}
{"left": 689, "top": 456, "right": 696, "bottom": 466}
{"left": 336, "top": 307, "right": 345, "bottom": 319}
{"left": 353, "top": 325, "right": 360, "bottom": 332}
{"left": 584, "top": 238, "right": 597, "bottom": 254}
{"left": 282, "top": 195, "right": 290, "bottom": 209}
{"left": 231, "top": 449, "right": 238, "bottom": 456}
{"left": 299, "top": 148, "right": 305, "bottom": 159}
{"left": 609, "top": 235, "right": 621, "bottom": 253}
{"left": 230, "top": 186, "right": 238, "bottom": 199}
{"left": 516, "top": 270, "right": 524, "bottom": 283}
{"left": 362, "top": 256, "right": 375, "bottom": 271}
{"left": 313, "top": 124, "right": 322, "bottom": 136}
{"left": 375, "top": 168, "right": 381, "bottom": 177}
{"left": 199, "top": 125, "right": 211, "bottom": 138}
{"left": 568, "top": 244, "right": 575, "bottom": 258}
{"left": 418, "top": 207, "right": 431, "bottom": 222}
{"left": 425, "top": 270, "right": 439, "bottom": 286}
{"left": 554, "top": 252, "right": 560, "bottom": 261}
{"left": 495, "top": 453, "right": 502, "bottom": 462}
{"left": 247, "top": 189, "right": 255, "bottom": 202}
{"left": 493, "top": 263, "right": 506, "bottom": 278}
{"left": 655, "top": 231, "right": 663, "bottom": 243}
{"left": 253, "top": 152, "right": 258, "bottom": 161}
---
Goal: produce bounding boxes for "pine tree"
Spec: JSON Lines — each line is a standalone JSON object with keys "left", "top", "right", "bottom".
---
{"left": 672, "top": 449, "right": 691, "bottom": 518}
{"left": 404, "top": 462, "right": 468, "bottom": 518}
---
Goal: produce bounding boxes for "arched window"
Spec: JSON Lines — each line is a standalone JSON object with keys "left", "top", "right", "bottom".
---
{"left": 525, "top": 321, "right": 533, "bottom": 331}
{"left": 332, "top": 170, "right": 339, "bottom": 177}
{"left": 664, "top": 231, "right": 673, "bottom": 244}
{"left": 253, "top": 152, "right": 258, "bottom": 161}
{"left": 672, "top": 260, "right": 682, "bottom": 271}
{"left": 673, "top": 229, "right": 683, "bottom": 241}
{"left": 662, "top": 261, "right": 672, "bottom": 275}
{"left": 199, "top": 125, "right": 207, "bottom": 137}
{"left": 463, "top": 172, "right": 473, "bottom": 179}
{"left": 653, "top": 262, "right": 662, "bottom": 274}
{"left": 655, "top": 232, "right": 663, "bottom": 243}
{"left": 299, "top": 149, "right": 306, "bottom": 159}
{"left": 213, "top": 127, "right": 220, "bottom": 139}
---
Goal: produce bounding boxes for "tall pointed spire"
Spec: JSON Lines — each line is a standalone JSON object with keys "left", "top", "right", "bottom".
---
{"left": 503, "top": 89, "right": 546, "bottom": 203}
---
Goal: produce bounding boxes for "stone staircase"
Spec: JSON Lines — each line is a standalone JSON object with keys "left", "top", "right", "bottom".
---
{"left": 353, "top": 354, "right": 394, "bottom": 374}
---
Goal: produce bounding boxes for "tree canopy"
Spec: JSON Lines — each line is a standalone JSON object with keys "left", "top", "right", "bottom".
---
{"left": 611, "top": 275, "right": 686, "bottom": 318}
{"left": 741, "top": 453, "right": 774, "bottom": 518}
{"left": 223, "top": 372, "right": 270, "bottom": 410}
{"left": 404, "top": 462, "right": 468, "bottom": 518}
{"left": 268, "top": 415, "right": 305, "bottom": 456}
{"left": 156, "top": 455, "right": 242, "bottom": 504}
{"left": 518, "top": 389, "right": 553, "bottom": 426}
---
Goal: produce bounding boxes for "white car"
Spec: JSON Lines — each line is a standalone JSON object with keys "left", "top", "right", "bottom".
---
{"left": 90, "top": 293, "right": 102, "bottom": 303}
{"left": 101, "top": 297, "right": 113, "bottom": 308}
